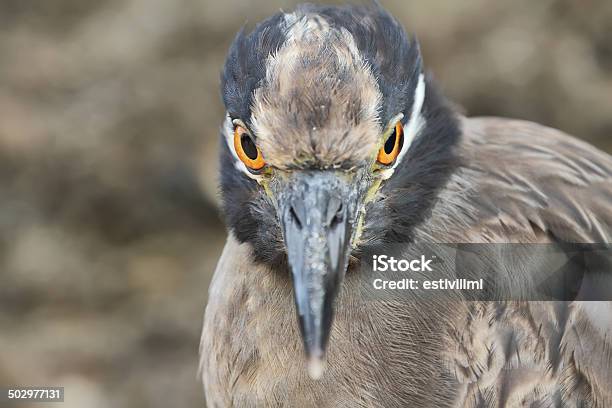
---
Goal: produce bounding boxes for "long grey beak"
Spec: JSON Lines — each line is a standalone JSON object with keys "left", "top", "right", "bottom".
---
{"left": 279, "top": 171, "right": 354, "bottom": 379}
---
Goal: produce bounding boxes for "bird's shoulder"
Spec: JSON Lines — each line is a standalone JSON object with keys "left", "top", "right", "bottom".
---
{"left": 442, "top": 116, "right": 612, "bottom": 243}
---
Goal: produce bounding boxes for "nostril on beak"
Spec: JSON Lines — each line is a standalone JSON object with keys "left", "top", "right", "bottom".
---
{"left": 286, "top": 191, "right": 345, "bottom": 232}
{"left": 289, "top": 205, "right": 303, "bottom": 230}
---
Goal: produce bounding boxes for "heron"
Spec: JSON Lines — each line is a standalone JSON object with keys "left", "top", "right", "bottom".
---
{"left": 200, "top": 3, "right": 612, "bottom": 407}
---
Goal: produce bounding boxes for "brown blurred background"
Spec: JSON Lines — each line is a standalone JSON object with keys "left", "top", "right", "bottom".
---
{"left": 0, "top": 0, "right": 610, "bottom": 407}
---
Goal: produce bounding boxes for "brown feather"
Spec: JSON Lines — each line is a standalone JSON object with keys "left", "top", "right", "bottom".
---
{"left": 201, "top": 116, "right": 612, "bottom": 407}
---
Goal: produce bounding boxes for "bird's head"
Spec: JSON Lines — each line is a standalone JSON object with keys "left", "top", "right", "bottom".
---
{"left": 218, "top": 4, "right": 460, "bottom": 378}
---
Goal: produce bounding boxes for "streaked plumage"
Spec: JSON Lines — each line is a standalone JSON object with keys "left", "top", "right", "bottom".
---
{"left": 201, "top": 4, "right": 612, "bottom": 407}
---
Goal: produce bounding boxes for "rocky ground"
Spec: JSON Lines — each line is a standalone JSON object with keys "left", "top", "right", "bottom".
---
{"left": 0, "top": 0, "right": 610, "bottom": 407}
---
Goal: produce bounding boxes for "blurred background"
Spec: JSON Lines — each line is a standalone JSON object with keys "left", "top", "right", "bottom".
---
{"left": 0, "top": 0, "right": 610, "bottom": 407}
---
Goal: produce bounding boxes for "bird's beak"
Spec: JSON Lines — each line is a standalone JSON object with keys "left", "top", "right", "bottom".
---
{"left": 278, "top": 171, "right": 356, "bottom": 379}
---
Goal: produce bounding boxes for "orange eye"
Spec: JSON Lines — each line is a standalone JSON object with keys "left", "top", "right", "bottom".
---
{"left": 377, "top": 121, "right": 404, "bottom": 166}
{"left": 233, "top": 125, "right": 265, "bottom": 171}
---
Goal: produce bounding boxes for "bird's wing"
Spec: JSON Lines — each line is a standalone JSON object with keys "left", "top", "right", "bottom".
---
{"left": 436, "top": 117, "right": 612, "bottom": 407}
{"left": 455, "top": 116, "right": 612, "bottom": 244}
{"left": 448, "top": 301, "right": 612, "bottom": 408}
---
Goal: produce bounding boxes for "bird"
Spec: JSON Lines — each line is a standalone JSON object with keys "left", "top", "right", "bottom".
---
{"left": 200, "top": 3, "right": 612, "bottom": 407}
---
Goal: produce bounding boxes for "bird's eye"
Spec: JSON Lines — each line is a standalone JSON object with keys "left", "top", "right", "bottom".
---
{"left": 377, "top": 121, "right": 404, "bottom": 166}
{"left": 233, "top": 125, "right": 265, "bottom": 171}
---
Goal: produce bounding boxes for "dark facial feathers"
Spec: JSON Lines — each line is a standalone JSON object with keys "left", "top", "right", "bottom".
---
{"left": 221, "top": 12, "right": 287, "bottom": 125}
{"left": 219, "top": 4, "right": 460, "bottom": 264}
{"left": 218, "top": 140, "right": 285, "bottom": 266}
{"left": 366, "top": 78, "right": 461, "bottom": 248}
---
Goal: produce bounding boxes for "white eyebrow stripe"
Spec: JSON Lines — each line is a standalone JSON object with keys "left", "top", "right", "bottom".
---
{"left": 381, "top": 73, "right": 426, "bottom": 180}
